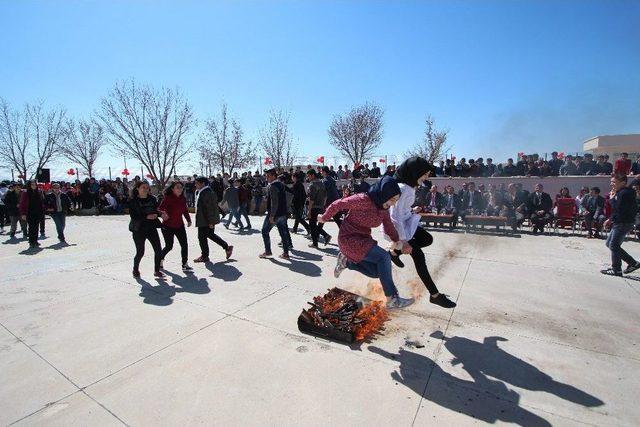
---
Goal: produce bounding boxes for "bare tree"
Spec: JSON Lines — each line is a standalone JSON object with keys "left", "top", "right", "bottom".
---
{"left": 99, "top": 79, "right": 195, "bottom": 186}
{"left": 0, "top": 98, "right": 67, "bottom": 180}
{"left": 328, "top": 103, "right": 384, "bottom": 165}
{"left": 199, "top": 103, "right": 254, "bottom": 175}
{"left": 62, "top": 118, "right": 108, "bottom": 178}
{"left": 406, "top": 115, "right": 450, "bottom": 163}
{"left": 258, "top": 110, "right": 296, "bottom": 168}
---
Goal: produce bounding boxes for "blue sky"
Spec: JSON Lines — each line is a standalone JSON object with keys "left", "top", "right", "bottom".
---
{"left": 1, "top": 0, "right": 638, "bottom": 175}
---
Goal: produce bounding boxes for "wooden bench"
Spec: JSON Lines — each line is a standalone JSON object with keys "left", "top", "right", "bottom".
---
{"left": 419, "top": 213, "right": 456, "bottom": 230}
{"left": 463, "top": 215, "right": 509, "bottom": 233}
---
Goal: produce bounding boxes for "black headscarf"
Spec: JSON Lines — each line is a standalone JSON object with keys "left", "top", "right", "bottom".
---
{"left": 394, "top": 156, "right": 433, "bottom": 188}
{"left": 367, "top": 175, "right": 401, "bottom": 209}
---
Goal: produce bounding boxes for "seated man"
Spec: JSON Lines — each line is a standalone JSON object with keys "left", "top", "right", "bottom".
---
{"left": 103, "top": 191, "right": 120, "bottom": 214}
{"left": 461, "top": 182, "right": 484, "bottom": 220}
{"left": 584, "top": 186, "right": 605, "bottom": 238}
{"left": 483, "top": 184, "right": 504, "bottom": 216}
{"left": 528, "top": 183, "right": 553, "bottom": 234}
{"left": 442, "top": 185, "right": 460, "bottom": 225}
{"left": 424, "top": 185, "right": 443, "bottom": 213}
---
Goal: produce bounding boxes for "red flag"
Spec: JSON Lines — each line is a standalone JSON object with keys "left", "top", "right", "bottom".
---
{"left": 264, "top": 157, "right": 272, "bottom": 165}
{"left": 17, "top": 174, "right": 25, "bottom": 179}
{"left": 379, "top": 158, "right": 386, "bottom": 163}
{"left": 145, "top": 173, "right": 154, "bottom": 179}
{"left": 316, "top": 156, "right": 325, "bottom": 164}
{"left": 121, "top": 168, "right": 130, "bottom": 176}
{"left": 66, "top": 168, "right": 75, "bottom": 176}
{"left": 558, "top": 152, "right": 565, "bottom": 159}
{"left": 517, "top": 152, "right": 525, "bottom": 157}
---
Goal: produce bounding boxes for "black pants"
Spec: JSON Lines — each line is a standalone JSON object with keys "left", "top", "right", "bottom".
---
{"left": 132, "top": 227, "right": 162, "bottom": 272}
{"left": 292, "top": 205, "right": 310, "bottom": 233}
{"left": 332, "top": 212, "right": 343, "bottom": 227}
{"left": 27, "top": 216, "right": 40, "bottom": 245}
{"left": 408, "top": 227, "right": 439, "bottom": 295}
{"left": 309, "top": 208, "right": 329, "bottom": 246}
{"left": 0, "top": 205, "right": 6, "bottom": 228}
{"left": 198, "top": 226, "right": 228, "bottom": 259}
{"left": 40, "top": 216, "right": 45, "bottom": 234}
{"left": 530, "top": 212, "right": 552, "bottom": 231}
{"left": 161, "top": 226, "right": 188, "bottom": 264}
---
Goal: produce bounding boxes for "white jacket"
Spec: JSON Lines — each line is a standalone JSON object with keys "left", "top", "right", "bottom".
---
{"left": 385, "top": 183, "right": 420, "bottom": 242}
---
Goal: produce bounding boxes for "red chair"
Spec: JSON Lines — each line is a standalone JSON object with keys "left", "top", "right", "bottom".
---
{"left": 554, "top": 197, "right": 578, "bottom": 234}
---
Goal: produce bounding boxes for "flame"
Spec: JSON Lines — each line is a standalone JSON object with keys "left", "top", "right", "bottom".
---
{"left": 353, "top": 301, "right": 388, "bottom": 341}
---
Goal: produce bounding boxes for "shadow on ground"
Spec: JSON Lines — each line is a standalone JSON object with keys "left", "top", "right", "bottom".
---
{"left": 369, "top": 331, "right": 603, "bottom": 426}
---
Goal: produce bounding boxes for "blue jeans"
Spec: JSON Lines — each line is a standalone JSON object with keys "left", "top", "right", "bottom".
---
{"left": 253, "top": 196, "right": 263, "bottom": 214}
{"left": 225, "top": 207, "right": 243, "bottom": 227}
{"left": 347, "top": 245, "right": 399, "bottom": 297}
{"left": 262, "top": 215, "right": 290, "bottom": 254}
{"left": 50, "top": 212, "right": 66, "bottom": 240}
{"left": 606, "top": 223, "right": 637, "bottom": 272}
{"left": 239, "top": 203, "right": 251, "bottom": 227}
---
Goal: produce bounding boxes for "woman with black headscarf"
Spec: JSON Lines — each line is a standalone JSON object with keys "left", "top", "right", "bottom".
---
{"left": 318, "top": 175, "right": 415, "bottom": 309}
{"left": 388, "top": 156, "right": 456, "bottom": 308}
{"left": 19, "top": 180, "right": 45, "bottom": 248}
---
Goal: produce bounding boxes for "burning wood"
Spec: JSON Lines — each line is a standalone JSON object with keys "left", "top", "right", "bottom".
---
{"left": 298, "top": 288, "right": 388, "bottom": 343}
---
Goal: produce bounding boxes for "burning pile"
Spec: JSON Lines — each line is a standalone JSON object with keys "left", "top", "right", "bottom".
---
{"left": 298, "top": 288, "right": 388, "bottom": 343}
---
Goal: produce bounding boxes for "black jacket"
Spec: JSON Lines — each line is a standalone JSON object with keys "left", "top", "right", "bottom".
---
{"left": 323, "top": 176, "right": 340, "bottom": 206}
{"left": 45, "top": 192, "right": 72, "bottom": 214}
{"left": 291, "top": 181, "right": 307, "bottom": 208}
{"left": 528, "top": 192, "right": 553, "bottom": 213}
{"left": 462, "top": 190, "right": 485, "bottom": 212}
{"left": 129, "top": 196, "right": 161, "bottom": 232}
{"left": 611, "top": 187, "right": 637, "bottom": 224}
{"left": 4, "top": 190, "right": 20, "bottom": 216}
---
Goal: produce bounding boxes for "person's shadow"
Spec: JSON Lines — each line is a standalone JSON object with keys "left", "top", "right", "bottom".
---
{"left": 136, "top": 277, "right": 175, "bottom": 306}
{"left": 205, "top": 260, "right": 242, "bottom": 282}
{"left": 164, "top": 270, "right": 211, "bottom": 294}
{"left": 45, "top": 241, "right": 76, "bottom": 250}
{"left": 19, "top": 246, "right": 44, "bottom": 255}
{"left": 268, "top": 257, "right": 322, "bottom": 277}
{"left": 369, "top": 332, "right": 603, "bottom": 426}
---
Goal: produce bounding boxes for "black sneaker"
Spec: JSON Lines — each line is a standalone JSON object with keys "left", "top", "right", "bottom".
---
{"left": 600, "top": 268, "right": 623, "bottom": 277}
{"left": 430, "top": 294, "right": 457, "bottom": 308}
{"left": 324, "top": 235, "right": 332, "bottom": 246}
{"left": 389, "top": 251, "right": 405, "bottom": 268}
{"left": 182, "top": 264, "right": 193, "bottom": 271}
{"left": 623, "top": 262, "right": 640, "bottom": 275}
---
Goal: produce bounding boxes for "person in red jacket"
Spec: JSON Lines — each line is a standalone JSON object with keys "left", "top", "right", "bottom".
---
{"left": 158, "top": 181, "right": 193, "bottom": 271}
{"left": 614, "top": 153, "right": 632, "bottom": 175}
{"left": 19, "top": 180, "right": 45, "bottom": 248}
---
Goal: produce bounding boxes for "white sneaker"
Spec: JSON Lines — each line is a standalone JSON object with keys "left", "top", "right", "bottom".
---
{"left": 386, "top": 296, "right": 415, "bottom": 309}
{"left": 334, "top": 252, "right": 348, "bottom": 278}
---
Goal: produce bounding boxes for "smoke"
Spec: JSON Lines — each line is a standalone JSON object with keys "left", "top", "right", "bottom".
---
{"left": 481, "top": 82, "right": 640, "bottom": 159}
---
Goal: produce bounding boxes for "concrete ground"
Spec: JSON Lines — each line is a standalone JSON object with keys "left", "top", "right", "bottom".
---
{"left": 1, "top": 215, "right": 639, "bottom": 426}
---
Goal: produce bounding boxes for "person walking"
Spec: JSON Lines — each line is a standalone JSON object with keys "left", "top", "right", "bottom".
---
{"left": 291, "top": 173, "right": 310, "bottom": 234}
{"left": 128, "top": 181, "right": 164, "bottom": 278}
{"left": 321, "top": 166, "right": 342, "bottom": 227}
{"left": 0, "top": 182, "right": 7, "bottom": 233}
{"left": 222, "top": 179, "right": 244, "bottom": 229}
{"left": 306, "top": 169, "right": 331, "bottom": 248}
{"left": 320, "top": 176, "right": 415, "bottom": 309}
{"left": 238, "top": 179, "right": 252, "bottom": 229}
{"left": 44, "top": 183, "right": 72, "bottom": 242}
{"left": 5, "top": 183, "right": 26, "bottom": 238}
{"left": 259, "top": 168, "right": 291, "bottom": 260}
{"left": 19, "top": 180, "right": 45, "bottom": 248}
{"left": 387, "top": 157, "right": 456, "bottom": 308}
{"left": 193, "top": 177, "right": 233, "bottom": 263}
{"left": 601, "top": 174, "right": 640, "bottom": 276}
{"left": 158, "top": 181, "right": 193, "bottom": 271}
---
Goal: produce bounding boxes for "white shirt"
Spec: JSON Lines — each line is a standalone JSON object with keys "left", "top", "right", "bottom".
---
{"left": 386, "top": 183, "right": 421, "bottom": 241}
{"left": 105, "top": 193, "right": 118, "bottom": 209}
{"left": 194, "top": 185, "right": 210, "bottom": 211}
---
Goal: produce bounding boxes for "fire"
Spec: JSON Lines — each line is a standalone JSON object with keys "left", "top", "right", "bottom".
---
{"left": 353, "top": 301, "right": 388, "bottom": 341}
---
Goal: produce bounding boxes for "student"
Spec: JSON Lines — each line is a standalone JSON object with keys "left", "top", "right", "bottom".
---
{"left": 319, "top": 176, "right": 415, "bottom": 309}
{"left": 388, "top": 157, "right": 456, "bottom": 308}
{"left": 19, "top": 180, "right": 45, "bottom": 248}
{"left": 584, "top": 187, "right": 605, "bottom": 239}
{"left": 223, "top": 179, "right": 244, "bottom": 229}
{"left": 321, "top": 166, "right": 342, "bottom": 227}
{"left": 193, "top": 177, "right": 233, "bottom": 263}
{"left": 259, "top": 168, "right": 291, "bottom": 259}
{"left": 291, "top": 173, "right": 310, "bottom": 234}
{"left": 601, "top": 174, "right": 639, "bottom": 276}
{"left": 306, "top": 169, "right": 331, "bottom": 248}
{"left": 128, "top": 181, "right": 164, "bottom": 278}
{"left": 159, "top": 181, "right": 193, "bottom": 271}
{"left": 44, "top": 183, "right": 72, "bottom": 242}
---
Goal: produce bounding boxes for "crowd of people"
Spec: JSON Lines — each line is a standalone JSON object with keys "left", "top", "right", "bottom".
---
{"left": 1, "top": 153, "right": 639, "bottom": 302}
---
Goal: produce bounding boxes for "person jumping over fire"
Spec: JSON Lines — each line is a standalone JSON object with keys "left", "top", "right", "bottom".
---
{"left": 319, "top": 175, "right": 415, "bottom": 309}
{"left": 387, "top": 156, "right": 456, "bottom": 308}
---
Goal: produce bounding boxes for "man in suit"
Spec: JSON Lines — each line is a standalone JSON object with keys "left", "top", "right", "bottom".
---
{"left": 424, "top": 185, "right": 443, "bottom": 213}
{"left": 483, "top": 184, "right": 504, "bottom": 216}
{"left": 528, "top": 183, "right": 553, "bottom": 234}
{"left": 583, "top": 186, "right": 605, "bottom": 238}
{"left": 193, "top": 177, "right": 233, "bottom": 263}
{"left": 461, "top": 182, "right": 484, "bottom": 219}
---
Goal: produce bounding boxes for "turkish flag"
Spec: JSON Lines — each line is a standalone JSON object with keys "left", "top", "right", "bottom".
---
{"left": 317, "top": 156, "right": 325, "bottom": 164}
{"left": 379, "top": 158, "right": 386, "bottom": 163}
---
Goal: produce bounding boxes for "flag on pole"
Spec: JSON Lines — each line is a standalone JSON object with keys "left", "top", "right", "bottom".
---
{"left": 316, "top": 156, "right": 325, "bottom": 164}
{"left": 379, "top": 158, "right": 386, "bottom": 163}
{"left": 264, "top": 157, "right": 272, "bottom": 165}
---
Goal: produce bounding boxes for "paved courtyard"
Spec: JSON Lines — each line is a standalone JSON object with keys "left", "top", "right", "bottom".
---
{"left": 1, "top": 215, "right": 639, "bottom": 426}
